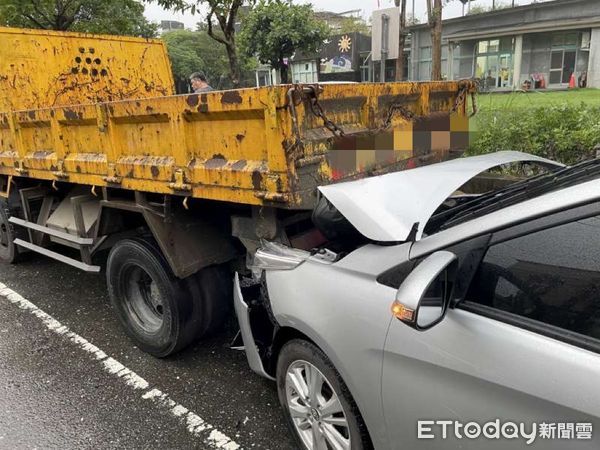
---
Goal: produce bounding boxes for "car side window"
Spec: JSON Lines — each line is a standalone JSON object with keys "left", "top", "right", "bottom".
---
{"left": 466, "top": 215, "right": 600, "bottom": 340}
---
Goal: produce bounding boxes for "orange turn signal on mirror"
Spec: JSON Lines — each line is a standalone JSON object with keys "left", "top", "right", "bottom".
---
{"left": 391, "top": 300, "right": 415, "bottom": 323}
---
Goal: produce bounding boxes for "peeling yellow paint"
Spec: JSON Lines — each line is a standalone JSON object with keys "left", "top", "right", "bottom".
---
{"left": 0, "top": 28, "right": 476, "bottom": 210}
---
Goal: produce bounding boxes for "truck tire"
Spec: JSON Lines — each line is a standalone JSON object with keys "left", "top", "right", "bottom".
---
{"left": 107, "top": 238, "right": 231, "bottom": 357}
{"left": 185, "top": 263, "right": 232, "bottom": 338}
{"left": 0, "top": 201, "right": 20, "bottom": 264}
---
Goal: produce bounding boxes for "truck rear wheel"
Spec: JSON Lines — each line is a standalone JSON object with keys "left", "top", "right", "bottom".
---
{"left": 0, "top": 201, "right": 20, "bottom": 264}
{"left": 107, "top": 238, "right": 231, "bottom": 357}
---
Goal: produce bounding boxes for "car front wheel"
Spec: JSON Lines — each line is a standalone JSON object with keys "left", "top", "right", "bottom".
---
{"left": 276, "top": 339, "right": 371, "bottom": 450}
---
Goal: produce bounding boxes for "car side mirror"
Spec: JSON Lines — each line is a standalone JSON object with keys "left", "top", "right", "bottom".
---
{"left": 392, "top": 251, "right": 458, "bottom": 331}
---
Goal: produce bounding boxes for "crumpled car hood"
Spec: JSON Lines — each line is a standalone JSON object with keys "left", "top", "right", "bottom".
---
{"left": 318, "top": 151, "right": 564, "bottom": 242}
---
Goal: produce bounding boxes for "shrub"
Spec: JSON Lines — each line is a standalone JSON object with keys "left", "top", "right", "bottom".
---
{"left": 467, "top": 103, "right": 600, "bottom": 164}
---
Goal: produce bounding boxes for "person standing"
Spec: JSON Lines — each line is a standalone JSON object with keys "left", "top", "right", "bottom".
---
{"left": 189, "top": 71, "right": 214, "bottom": 93}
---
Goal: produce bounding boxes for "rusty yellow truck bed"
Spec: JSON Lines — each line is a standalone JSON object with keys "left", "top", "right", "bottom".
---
{"left": 0, "top": 81, "right": 476, "bottom": 209}
{"left": 0, "top": 27, "right": 476, "bottom": 210}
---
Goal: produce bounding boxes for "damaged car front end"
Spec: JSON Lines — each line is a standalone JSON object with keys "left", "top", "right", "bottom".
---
{"left": 233, "top": 152, "right": 600, "bottom": 450}
{"left": 233, "top": 242, "right": 338, "bottom": 380}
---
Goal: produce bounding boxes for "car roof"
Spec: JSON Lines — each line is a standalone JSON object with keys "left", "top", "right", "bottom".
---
{"left": 318, "top": 151, "right": 563, "bottom": 242}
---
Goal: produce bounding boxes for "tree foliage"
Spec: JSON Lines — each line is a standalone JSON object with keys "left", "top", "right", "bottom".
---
{"left": 162, "top": 30, "right": 229, "bottom": 90}
{"left": 0, "top": 0, "right": 157, "bottom": 37}
{"left": 467, "top": 2, "right": 512, "bottom": 15}
{"left": 162, "top": 29, "right": 256, "bottom": 91}
{"left": 338, "top": 17, "right": 370, "bottom": 36}
{"left": 239, "top": 0, "right": 329, "bottom": 83}
{"left": 146, "top": 0, "right": 252, "bottom": 87}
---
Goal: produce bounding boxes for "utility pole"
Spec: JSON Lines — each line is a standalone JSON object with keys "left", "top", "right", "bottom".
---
{"left": 380, "top": 14, "right": 389, "bottom": 82}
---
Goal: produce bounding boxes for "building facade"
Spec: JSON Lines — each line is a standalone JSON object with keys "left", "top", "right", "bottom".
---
{"left": 406, "top": 0, "right": 600, "bottom": 89}
{"left": 314, "top": 10, "right": 362, "bottom": 33}
{"left": 290, "top": 33, "right": 371, "bottom": 83}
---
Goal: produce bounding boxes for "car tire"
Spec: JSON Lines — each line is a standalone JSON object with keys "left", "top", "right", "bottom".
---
{"left": 276, "top": 339, "right": 372, "bottom": 450}
{"left": 0, "top": 200, "right": 21, "bottom": 264}
{"left": 107, "top": 238, "right": 231, "bottom": 357}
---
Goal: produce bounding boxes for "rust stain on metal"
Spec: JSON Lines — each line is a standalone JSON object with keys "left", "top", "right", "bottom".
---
{"left": 186, "top": 94, "right": 199, "bottom": 107}
{"left": 205, "top": 155, "right": 227, "bottom": 169}
{"left": 252, "top": 170, "right": 263, "bottom": 191}
{"left": 0, "top": 27, "right": 175, "bottom": 112}
{"left": 63, "top": 109, "right": 80, "bottom": 120}
{"left": 221, "top": 91, "right": 243, "bottom": 105}
{"left": 231, "top": 160, "right": 247, "bottom": 170}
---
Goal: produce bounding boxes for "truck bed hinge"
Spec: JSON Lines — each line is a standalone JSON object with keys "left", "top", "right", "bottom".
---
{"left": 168, "top": 168, "right": 191, "bottom": 191}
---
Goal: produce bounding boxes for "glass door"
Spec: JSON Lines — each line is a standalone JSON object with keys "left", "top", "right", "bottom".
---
{"left": 549, "top": 49, "right": 576, "bottom": 85}
{"left": 499, "top": 53, "right": 513, "bottom": 87}
{"left": 562, "top": 50, "right": 576, "bottom": 84}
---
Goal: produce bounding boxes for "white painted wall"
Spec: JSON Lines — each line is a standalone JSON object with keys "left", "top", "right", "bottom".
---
{"left": 513, "top": 35, "right": 524, "bottom": 89}
{"left": 588, "top": 28, "right": 600, "bottom": 88}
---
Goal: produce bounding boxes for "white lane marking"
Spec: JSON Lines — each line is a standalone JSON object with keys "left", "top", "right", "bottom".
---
{"left": 0, "top": 283, "right": 241, "bottom": 450}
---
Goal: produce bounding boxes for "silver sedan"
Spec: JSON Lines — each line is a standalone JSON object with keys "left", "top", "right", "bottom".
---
{"left": 235, "top": 152, "right": 600, "bottom": 449}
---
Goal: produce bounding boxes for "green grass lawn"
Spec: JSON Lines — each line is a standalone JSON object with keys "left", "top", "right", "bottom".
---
{"left": 476, "top": 88, "right": 600, "bottom": 111}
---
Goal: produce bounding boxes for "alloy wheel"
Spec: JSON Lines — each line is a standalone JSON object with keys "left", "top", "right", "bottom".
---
{"left": 285, "top": 360, "right": 351, "bottom": 450}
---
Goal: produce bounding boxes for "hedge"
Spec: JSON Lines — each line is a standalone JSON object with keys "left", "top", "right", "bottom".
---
{"left": 467, "top": 104, "right": 600, "bottom": 164}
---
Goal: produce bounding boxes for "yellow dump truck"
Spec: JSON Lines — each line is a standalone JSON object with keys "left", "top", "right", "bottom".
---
{"left": 0, "top": 27, "right": 477, "bottom": 356}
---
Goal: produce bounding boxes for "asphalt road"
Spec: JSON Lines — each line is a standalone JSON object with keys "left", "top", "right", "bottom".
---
{"left": 0, "top": 254, "right": 296, "bottom": 449}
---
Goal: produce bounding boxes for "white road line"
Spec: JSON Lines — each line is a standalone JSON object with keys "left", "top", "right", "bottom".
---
{"left": 0, "top": 282, "right": 241, "bottom": 450}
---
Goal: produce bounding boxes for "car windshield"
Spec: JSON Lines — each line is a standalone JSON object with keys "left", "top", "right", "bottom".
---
{"left": 425, "top": 158, "right": 600, "bottom": 234}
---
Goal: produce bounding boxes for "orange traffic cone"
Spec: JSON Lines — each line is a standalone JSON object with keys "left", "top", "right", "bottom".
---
{"left": 569, "top": 72, "right": 576, "bottom": 88}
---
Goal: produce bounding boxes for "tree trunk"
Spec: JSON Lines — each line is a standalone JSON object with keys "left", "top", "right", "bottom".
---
{"left": 206, "top": 2, "right": 243, "bottom": 89}
{"left": 428, "top": 0, "right": 443, "bottom": 81}
{"left": 394, "top": 0, "right": 407, "bottom": 81}
{"left": 279, "top": 58, "right": 289, "bottom": 84}
{"left": 226, "top": 42, "right": 241, "bottom": 88}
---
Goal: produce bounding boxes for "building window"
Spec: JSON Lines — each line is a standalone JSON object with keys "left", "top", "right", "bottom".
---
{"left": 475, "top": 37, "right": 515, "bottom": 90}
{"left": 452, "top": 42, "right": 476, "bottom": 79}
{"left": 552, "top": 32, "right": 579, "bottom": 48}
{"left": 291, "top": 61, "right": 318, "bottom": 83}
{"left": 418, "top": 46, "right": 432, "bottom": 80}
{"left": 360, "top": 52, "right": 372, "bottom": 82}
{"left": 417, "top": 46, "right": 450, "bottom": 80}
{"left": 402, "top": 50, "right": 411, "bottom": 81}
{"left": 549, "top": 32, "right": 580, "bottom": 85}
{"left": 373, "top": 59, "right": 398, "bottom": 82}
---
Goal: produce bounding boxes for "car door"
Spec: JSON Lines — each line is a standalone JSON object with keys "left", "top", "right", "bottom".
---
{"left": 381, "top": 204, "right": 600, "bottom": 449}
